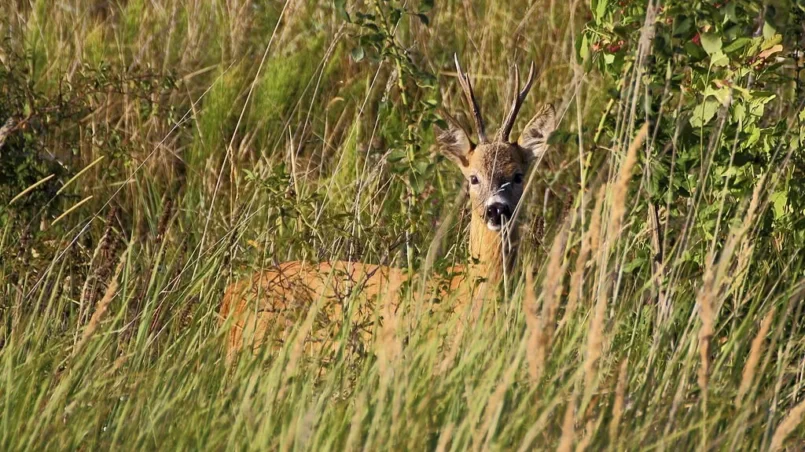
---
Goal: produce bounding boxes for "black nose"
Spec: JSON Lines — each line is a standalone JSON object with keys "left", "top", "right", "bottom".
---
{"left": 485, "top": 203, "right": 512, "bottom": 226}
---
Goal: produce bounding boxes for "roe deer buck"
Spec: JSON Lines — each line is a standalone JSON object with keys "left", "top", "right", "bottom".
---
{"left": 219, "top": 55, "right": 556, "bottom": 362}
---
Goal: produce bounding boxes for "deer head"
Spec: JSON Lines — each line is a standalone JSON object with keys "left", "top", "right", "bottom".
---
{"left": 436, "top": 55, "right": 556, "bottom": 232}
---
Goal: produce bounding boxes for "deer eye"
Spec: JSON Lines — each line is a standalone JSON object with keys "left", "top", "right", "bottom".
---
{"left": 469, "top": 175, "right": 479, "bottom": 185}
{"left": 512, "top": 173, "right": 524, "bottom": 184}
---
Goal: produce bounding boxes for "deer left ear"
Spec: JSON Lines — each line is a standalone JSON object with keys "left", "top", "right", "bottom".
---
{"left": 435, "top": 114, "right": 473, "bottom": 167}
{"left": 518, "top": 104, "right": 556, "bottom": 162}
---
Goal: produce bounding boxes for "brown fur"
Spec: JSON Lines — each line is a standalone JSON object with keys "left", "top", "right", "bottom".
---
{"left": 219, "top": 261, "right": 492, "bottom": 363}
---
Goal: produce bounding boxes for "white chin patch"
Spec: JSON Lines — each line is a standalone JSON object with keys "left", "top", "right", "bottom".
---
{"left": 486, "top": 222, "right": 502, "bottom": 232}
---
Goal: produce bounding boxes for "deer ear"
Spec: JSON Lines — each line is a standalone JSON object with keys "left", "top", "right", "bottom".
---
{"left": 518, "top": 104, "right": 556, "bottom": 162}
{"left": 435, "top": 116, "right": 473, "bottom": 167}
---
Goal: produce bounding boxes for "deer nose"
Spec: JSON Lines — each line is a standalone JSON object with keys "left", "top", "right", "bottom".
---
{"left": 485, "top": 202, "right": 512, "bottom": 227}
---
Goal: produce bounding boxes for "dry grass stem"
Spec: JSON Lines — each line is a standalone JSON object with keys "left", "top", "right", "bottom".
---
{"left": 542, "top": 227, "right": 568, "bottom": 340}
{"left": 73, "top": 250, "right": 127, "bottom": 357}
{"left": 567, "top": 185, "right": 605, "bottom": 319}
{"left": 736, "top": 308, "right": 775, "bottom": 406}
{"left": 609, "top": 358, "right": 629, "bottom": 442}
{"left": 558, "top": 391, "right": 577, "bottom": 452}
{"left": 606, "top": 123, "right": 648, "bottom": 245}
{"left": 769, "top": 398, "right": 805, "bottom": 452}
{"left": 524, "top": 268, "right": 543, "bottom": 383}
{"left": 584, "top": 277, "right": 608, "bottom": 392}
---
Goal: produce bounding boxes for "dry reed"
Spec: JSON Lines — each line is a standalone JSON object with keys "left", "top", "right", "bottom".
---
{"left": 73, "top": 250, "right": 128, "bottom": 357}
{"left": 575, "top": 419, "right": 596, "bottom": 452}
{"left": 542, "top": 227, "right": 568, "bottom": 342}
{"left": 736, "top": 308, "right": 775, "bottom": 407}
{"left": 606, "top": 123, "right": 647, "bottom": 245}
{"left": 699, "top": 177, "right": 766, "bottom": 398}
{"left": 524, "top": 267, "right": 543, "bottom": 383}
{"left": 769, "top": 398, "right": 805, "bottom": 451}
{"left": 567, "top": 185, "right": 605, "bottom": 319}
{"left": 609, "top": 358, "right": 629, "bottom": 442}
{"left": 435, "top": 422, "right": 455, "bottom": 452}
{"left": 558, "top": 390, "right": 577, "bottom": 452}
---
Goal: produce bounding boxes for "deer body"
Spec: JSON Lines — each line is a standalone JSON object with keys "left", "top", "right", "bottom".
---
{"left": 219, "top": 55, "right": 556, "bottom": 362}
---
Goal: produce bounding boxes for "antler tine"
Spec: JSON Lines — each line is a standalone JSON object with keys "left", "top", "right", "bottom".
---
{"left": 497, "top": 61, "right": 537, "bottom": 142}
{"left": 454, "top": 53, "right": 488, "bottom": 143}
{"left": 500, "top": 64, "right": 521, "bottom": 140}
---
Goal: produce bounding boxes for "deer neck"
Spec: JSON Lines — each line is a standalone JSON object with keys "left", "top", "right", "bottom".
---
{"left": 468, "top": 211, "right": 518, "bottom": 285}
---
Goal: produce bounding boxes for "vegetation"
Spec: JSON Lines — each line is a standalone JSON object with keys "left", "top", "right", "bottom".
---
{"left": 1, "top": 0, "right": 804, "bottom": 449}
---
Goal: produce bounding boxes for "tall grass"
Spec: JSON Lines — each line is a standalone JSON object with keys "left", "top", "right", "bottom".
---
{"left": 1, "top": 0, "right": 804, "bottom": 449}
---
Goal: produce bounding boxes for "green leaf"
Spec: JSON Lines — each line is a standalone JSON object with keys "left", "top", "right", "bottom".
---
{"left": 723, "top": 2, "right": 738, "bottom": 23}
{"left": 351, "top": 46, "right": 365, "bottom": 62}
{"left": 593, "top": 0, "right": 608, "bottom": 22}
{"left": 745, "top": 125, "right": 761, "bottom": 148}
{"left": 388, "top": 149, "right": 406, "bottom": 163}
{"left": 762, "top": 22, "right": 776, "bottom": 40}
{"left": 333, "top": 0, "right": 349, "bottom": 21}
{"left": 673, "top": 17, "right": 692, "bottom": 37}
{"left": 761, "top": 34, "right": 782, "bottom": 51}
{"left": 771, "top": 191, "right": 787, "bottom": 220}
{"left": 390, "top": 9, "right": 402, "bottom": 24}
{"left": 733, "top": 102, "right": 746, "bottom": 123}
{"left": 700, "top": 33, "right": 722, "bottom": 55}
{"left": 690, "top": 98, "right": 720, "bottom": 128}
{"left": 723, "top": 37, "right": 750, "bottom": 54}
{"left": 749, "top": 93, "right": 775, "bottom": 117}
{"left": 710, "top": 51, "right": 729, "bottom": 67}
{"left": 623, "top": 255, "right": 646, "bottom": 273}
{"left": 579, "top": 34, "right": 589, "bottom": 61}
{"left": 684, "top": 42, "right": 707, "bottom": 61}
{"left": 409, "top": 173, "right": 425, "bottom": 194}
{"left": 704, "top": 86, "right": 730, "bottom": 105}
{"left": 748, "top": 101, "right": 765, "bottom": 118}
{"left": 420, "top": 0, "right": 434, "bottom": 12}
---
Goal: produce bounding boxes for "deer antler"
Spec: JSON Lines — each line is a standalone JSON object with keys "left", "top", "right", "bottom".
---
{"left": 454, "top": 53, "right": 488, "bottom": 144}
{"left": 497, "top": 61, "right": 537, "bottom": 142}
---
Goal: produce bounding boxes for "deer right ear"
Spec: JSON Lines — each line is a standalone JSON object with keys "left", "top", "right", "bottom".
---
{"left": 518, "top": 104, "right": 556, "bottom": 162}
{"left": 435, "top": 116, "right": 473, "bottom": 167}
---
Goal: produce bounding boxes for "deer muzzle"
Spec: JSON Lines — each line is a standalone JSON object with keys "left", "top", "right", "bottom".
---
{"left": 485, "top": 198, "right": 512, "bottom": 231}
